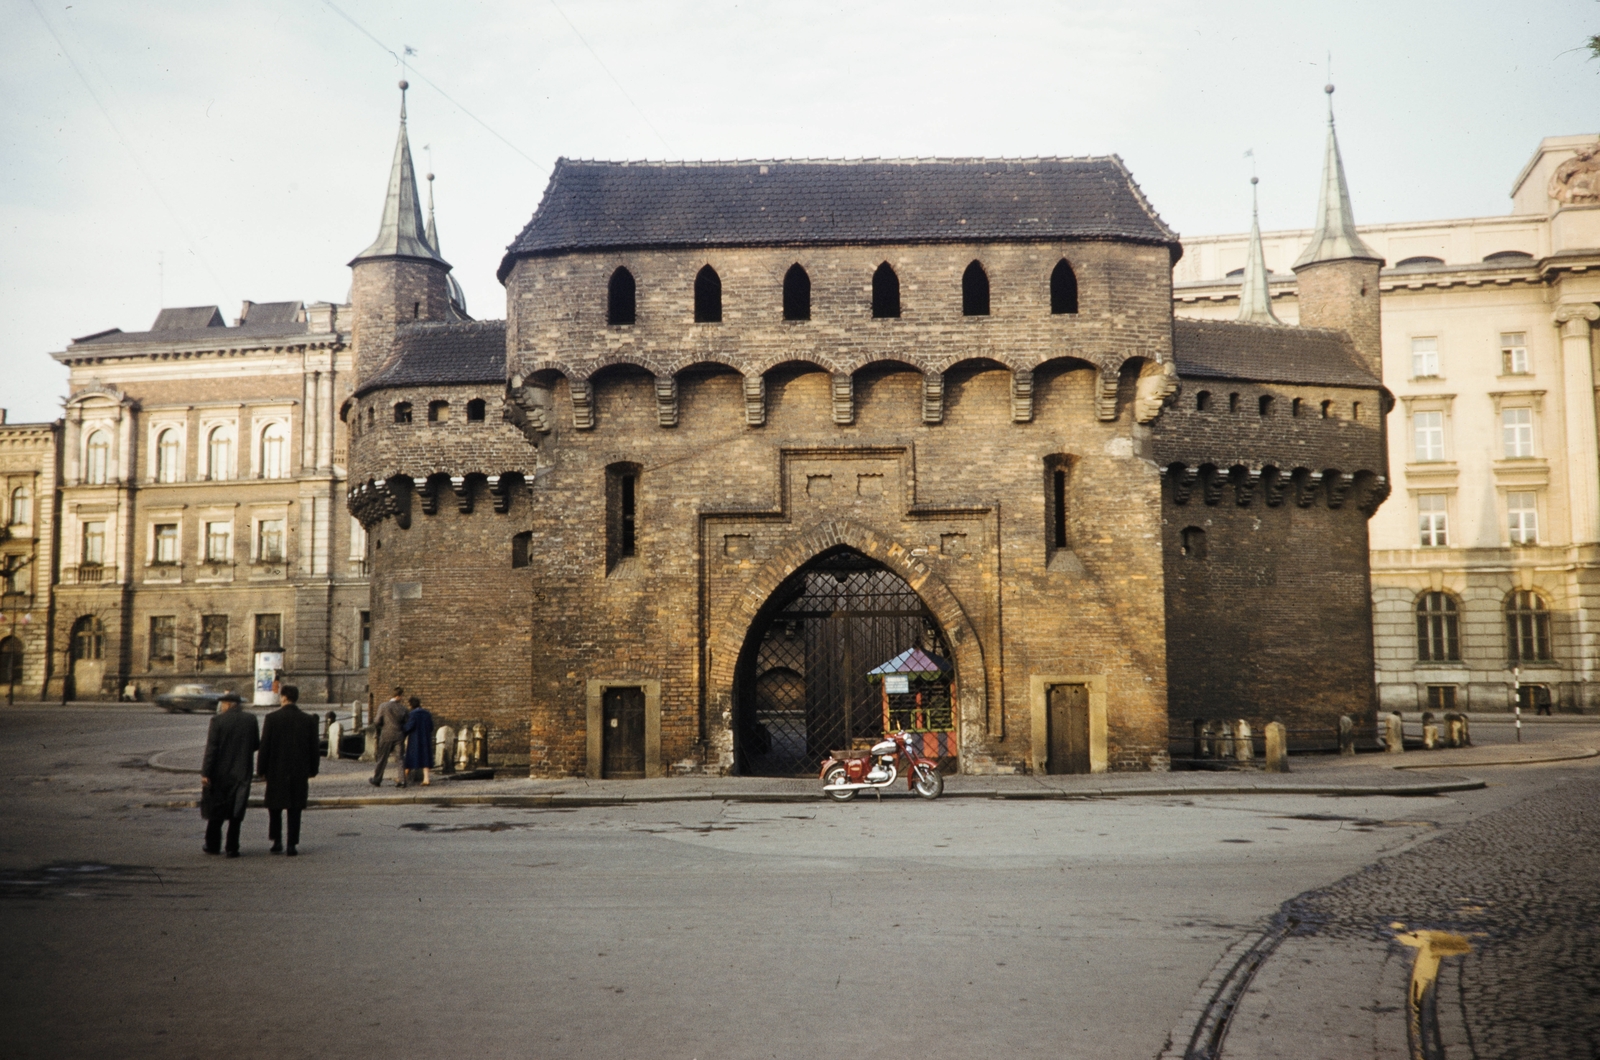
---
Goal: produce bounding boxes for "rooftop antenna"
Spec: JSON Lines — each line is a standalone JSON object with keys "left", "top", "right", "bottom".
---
{"left": 157, "top": 250, "right": 164, "bottom": 310}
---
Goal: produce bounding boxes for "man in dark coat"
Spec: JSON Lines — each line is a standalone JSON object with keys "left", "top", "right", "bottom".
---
{"left": 257, "top": 684, "right": 319, "bottom": 856}
{"left": 201, "top": 691, "right": 259, "bottom": 858}
{"left": 402, "top": 695, "right": 436, "bottom": 786}
{"left": 370, "top": 685, "right": 408, "bottom": 787}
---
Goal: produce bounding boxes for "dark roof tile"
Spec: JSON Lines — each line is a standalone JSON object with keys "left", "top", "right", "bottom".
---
{"left": 501, "top": 156, "right": 1179, "bottom": 279}
{"left": 1172, "top": 318, "right": 1379, "bottom": 389}
{"left": 152, "top": 306, "right": 225, "bottom": 330}
{"left": 355, "top": 320, "right": 506, "bottom": 397}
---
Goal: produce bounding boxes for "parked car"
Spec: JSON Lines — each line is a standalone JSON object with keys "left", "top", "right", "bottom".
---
{"left": 155, "top": 684, "right": 229, "bottom": 713}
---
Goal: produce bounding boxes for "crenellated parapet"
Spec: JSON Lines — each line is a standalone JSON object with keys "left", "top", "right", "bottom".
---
{"left": 347, "top": 469, "right": 533, "bottom": 529}
{"left": 1162, "top": 461, "right": 1388, "bottom": 514}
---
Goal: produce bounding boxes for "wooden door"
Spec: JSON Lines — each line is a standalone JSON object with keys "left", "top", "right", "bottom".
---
{"left": 1046, "top": 684, "right": 1090, "bottom": 774}
{"left": 602, "top": 687, "right": 646, "bottom": 778}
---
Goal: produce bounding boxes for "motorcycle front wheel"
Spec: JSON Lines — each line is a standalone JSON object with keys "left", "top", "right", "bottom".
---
{"left": 912, "top": 763, "right": 944, "bottom": 800}
{"left": 823, "top": 764, "right": 856, "bottom": 801}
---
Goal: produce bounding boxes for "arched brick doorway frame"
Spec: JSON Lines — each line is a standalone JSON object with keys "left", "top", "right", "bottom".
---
{"left": 707, "top": 520, "right": 988, "bottom": 773}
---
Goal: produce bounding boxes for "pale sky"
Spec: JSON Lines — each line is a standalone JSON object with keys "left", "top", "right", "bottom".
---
{"left": 3, "top": 0, "right": 1594, "bottom": 423}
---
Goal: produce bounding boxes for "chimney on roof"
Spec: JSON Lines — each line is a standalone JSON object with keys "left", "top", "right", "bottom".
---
{"left": 237, "top": 300, "right": 254, "bottom": 327}
{"left": 0, "top": 409, "right": 7, "bottom": 425}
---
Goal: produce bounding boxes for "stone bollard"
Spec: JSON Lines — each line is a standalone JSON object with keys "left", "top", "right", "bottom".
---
{"left": 1264, "top": 722, "right": 1289, "bottom": 773}
{"left": 1459, "top": 714, "right": 1471, "bottom": 747}
{"left": 473, "top": 723, "right": 488, "bottom": 768}
{"left": 456, "top": 727, "right": 473, "bottom": 772}
{"left": 326, "top": 719, "right": 343, "bottom": 760}
{"left": 1385, "top": 712, "right": 1405, "bottom": 753}
{"left": 1216, "top": 720, "right": 1235, "bottom": 760}
{"left": 1235, "top": 719, "right": 1253, "bottom": 762}
{"left": 1423, "top": 721, "right": 1439, "bottom": 749}
{"left": 435, "top": 725, "right": 456, "bottom": 773}
{"left": 1337, "top": 715, "right": 1355, "bottom": 756}
{"left": 1192, "top": 719, "right": 1206, "bottom": 760}
{"left": 1442, "top": 713, "right": 1461, "bottom": 748}
{"left": 1197, "top": 719, "right": 1214, "bottom": 759}
{"left": 361, "top": 726, "right": 377, "bottom": 763}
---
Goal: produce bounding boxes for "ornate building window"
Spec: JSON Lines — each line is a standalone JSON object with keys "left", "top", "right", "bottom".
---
{"left": 1505, "top": 590, "right": 1552, "bottom": 663}
{"left": 1413, "top": 412, "right": 1444, "bottom": 462}
{"left": 256, "top": 519, "right": 285, "bottom": 563}
{"left": 71, "top": 616, "right": 104, "bottom": 661}
{"left": 153, "top": 523, "right": 179, "bottom": 565}
{"left": 1418, "top": 494, "right": 1449, "bottom": 547}
{"left": 81, "top": 521, "right": 106, "bottom": 566}
{"left": 783, "top": 264, "right": 810, "bottom": 321}
{"left": 1507, "top": 492, "right": 1539, "bottom": 545}
{"left": 607, "top": 266, "right": 636, "bottom": 325}
{"left": 156, "top": 429, "right": 181, "bottom": 483}
{"left": 962, "top": 260, "right": 990, "bottom": 316}
{"left": 1411, "top": 336, "right": 1439, "bottom": 378}
{"left": 872, "top": 263, "right": 901, "bottom": 318}
{"left": 1050, "top": 259, "right": 1078, "bottom": 314}
{"left": 394, "top": 402, "right": 413, "bottom": 424}
{"left": 1500, "top": 332, "right": 1529, "bottom": 375}
{"left": 206, "top": 427, "right": 233, "bottom": 481}
{"left": 199, "top": 615, "right": 228, "bottom": 663}
{"left": 84, "top": 431, "right": 110, "bottom": 485}
{"left": 149, "top": 616, "right": 175, "bottom": 663}
{"left": 1416, "top": 592, "right": 1460, "bottom": 661}
{"left": 0, "top": 636, "right": 22, "bottom": 685}
{"left": 205, "top": 521, "right": 232, "bottom": 564}
{"left": 259, "top": 423, "right": 288, "bottom": 479}
{"left": 8, "top": 485, "right": 30, "bottom": 527}
{"left": 694, "top": 265, "right": 722, "bottom": 323}
{"left": 1502, "top": 407, "right": 1534, "bottom": 458}
{"left": 254, "top": 613, "right": 282, "bottom": 653}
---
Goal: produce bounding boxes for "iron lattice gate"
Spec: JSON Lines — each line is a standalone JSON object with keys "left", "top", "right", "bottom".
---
{"left": 735, "top": 549, "right": 950, "bottom": 776}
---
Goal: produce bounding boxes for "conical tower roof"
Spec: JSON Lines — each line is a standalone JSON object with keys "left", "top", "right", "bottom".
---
{"left": 1238, "top": 177, "right": 1282, "bottom": 325}
{"left": 350, "top": 82, "right": 449, "bottom": 267}
{"left": 1293, "top": 85, "right": 1381, "bottom": 269}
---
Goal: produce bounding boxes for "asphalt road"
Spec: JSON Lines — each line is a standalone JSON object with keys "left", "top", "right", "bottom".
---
{"left": 1, "top": 707, "right": 1595, "bottom": 1059}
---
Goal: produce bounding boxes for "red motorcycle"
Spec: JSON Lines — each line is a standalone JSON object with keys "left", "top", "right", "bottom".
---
{"left": 820, "top": 732, "right": 944, "bottom": 800}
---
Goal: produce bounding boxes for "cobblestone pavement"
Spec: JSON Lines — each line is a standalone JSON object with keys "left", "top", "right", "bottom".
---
{"left": 1217, "top": 768, "right": 1600, "bottom": 1058}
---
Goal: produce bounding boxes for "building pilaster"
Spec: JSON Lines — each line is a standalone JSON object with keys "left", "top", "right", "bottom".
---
{"left": 1554, "top": 302, "right": 1600, "bottom": 545}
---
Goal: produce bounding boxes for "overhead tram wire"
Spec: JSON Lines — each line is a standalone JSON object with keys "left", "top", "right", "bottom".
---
{"left": 321, "top": 0, "right": 543, "bottom": 169}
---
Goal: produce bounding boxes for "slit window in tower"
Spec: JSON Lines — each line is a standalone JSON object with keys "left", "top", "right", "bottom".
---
{"left": 694, "top": 265, "right": 722, "bottom": 323}
{"left": 1052, "top": 470, "right": 1068, "bottom": 548}
{"left": 621, "top": 475, "right": 636, "bottom": 555}
{"left": 783, "top": 264, "right": 810, "bottom": 321}
{"left": 605, "top": 463, "right": 641, "bottom": 572}
{"left": 962, "top": 260, "right": 990, "bottom": 316}
{"left": 608, "top": 267, "right": 636, "bottom": 325}
{"left": 1051, "top": 259, "right": 1079, "bottom": 314}
{"left": 872, "top": 263, "right": 901, "bottom": 318}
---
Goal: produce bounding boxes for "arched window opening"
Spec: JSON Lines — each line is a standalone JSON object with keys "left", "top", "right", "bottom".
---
{"left": 1396, "top": 256, "right": 1445, "bottom": 268}
{"left": 1258, "top": 395, "right": 1274, "bottom": 417}
{"left": 8, "top": 485, "right": 30, "bottom": 527}
{"left": 1352, "top": 401, "right": 1362, "bottom": 421}
{"left": 259, "top": 423, "right": 288, "bottom": 479}
{"left": 1044, "top": 455, "right": 1075, "bottom": 558}
{"left": 1292, "top": 397, "right": 1303, "bottom": 418}
{"left": 394, "top": 402, "right": 413, "bottom": 424}
{"left": 872, "top": 263, "right": 901, "bottom": 318}
{"left": 0, "top": 636, "right": 22, "bottom": 686}
{"left": 962, "top": 260, "right": 990, "bottom": 316}
{"left": 70, "top": 616, "right": 104, "bottom": 662}
{"left": 694, "top": 265, "right": 722, "bottom": 323}
{"left": 1320, "top": 400, "right": 1333, "bottom": 419}
{"left": 467, "top": 399, "right": 486, "bottom": 422}
{"left": 1181, "top": 526, "right": 1207, "bottom": 559}
{"left": 206, "top": 427, "right": 232, "bottom": 481}
{"left": 366, "top": 406, "right": 376, "bottom": 428}
{"left": 1484, "top": 250, "right": 1534, "bottom": 263}
{"left": 1228, "top": 392, "right": 1240, "bottom": 413}
{"left": 608, "top": 267, "right": 636, "bottom": 326}
{"left": 1506, "top": 590, "right": 1552, "bottom": 663}
{"left": 84, "top": 431, "right": 110, "bottom": 485}
{"left": 1416, "top": 592, "right": 1460, "bottom": 661}
{"left": 1196, "top": 391, "right": 1212, "bottom": 412}
{"left": 1051, "top": 259, "right": 1079, "bottom": 315}
{"left": 783, "top": 264, "right": 811, "bottom": 321}
{"left": 511, "top": 531, "right": 532, "bottom": 569}
{"left": 428, "top": 400, "right": 450, "bottom": 424}
{"left": 156, "top": 429, "right": 181, "bottom": 483}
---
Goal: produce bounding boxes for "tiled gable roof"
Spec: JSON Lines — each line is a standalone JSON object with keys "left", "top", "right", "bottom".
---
{"left": 501, "top": 156, "right": 1179, "bottom": 278}
{"left": 1172, "top": 318, "right": 1379, "bottom": 389}
{"left": 152, "top": 306, "right": 226, "bottom": 330}
{"left": 355, "top": 319, "right": 506, "bottom": 397}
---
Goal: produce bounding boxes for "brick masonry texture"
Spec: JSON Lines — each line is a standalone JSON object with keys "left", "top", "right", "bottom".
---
{"left": 350, "top": 215, "right": 1388, "bottom": 775}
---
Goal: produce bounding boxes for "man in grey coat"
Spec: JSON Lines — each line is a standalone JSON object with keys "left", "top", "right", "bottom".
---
{"left": 201, "top": 691, "right": 259, "bottom": 858}
{"left": 369, "top": 685, "right": 409, "bottom": 787}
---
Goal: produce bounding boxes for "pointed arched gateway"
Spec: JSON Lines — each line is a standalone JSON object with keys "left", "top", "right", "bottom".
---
{"left": 732, "top": 547, "right": 952, "bottom": 776}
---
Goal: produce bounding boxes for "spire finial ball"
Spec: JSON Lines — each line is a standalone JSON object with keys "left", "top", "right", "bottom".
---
{"left": 427, "top": 172, "right": 435, "bottom": 182}
{"left": 1324, "top": 83, "right": 1334, "bottom": 95}
{"left": 399, "top": 79, "right": 409, "bottom": 91}
{"left": 1251, "top": 176, "right": 1259, "bottom": 185}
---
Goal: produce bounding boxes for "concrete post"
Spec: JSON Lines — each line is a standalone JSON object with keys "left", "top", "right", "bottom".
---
{"left": 472, "top": 723, "right": 487, "bottom": 768}
{"left": 1264, "top": 722, "right": 1288, "bottom": 773}
{"left": 1385, "top": 712, "right": 1405, "bottom": 754}
{"left": 1338, "top": 715, "right": 1355, "bottom": 756}
{"left": 455, "top": 727, "right": 473, "bottom": 772}
{"left": 435, "top": 724, "right": 455, "bottom": 773}
{"left": 1234, "top": 719, "right": 1253, "bottom": 762}
{"left": 1217, "top": 720, "right": 1235, "bottom": 760}
{"left": 1423, "top": 721, "right": 1439, "bottom": 750}
{"left": 326, "top": 719, "right": 342, "bottom": 760}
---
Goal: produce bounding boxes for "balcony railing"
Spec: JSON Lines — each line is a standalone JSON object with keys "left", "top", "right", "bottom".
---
{"left": 72, "top": 564, "right": 109, "bottom": 584}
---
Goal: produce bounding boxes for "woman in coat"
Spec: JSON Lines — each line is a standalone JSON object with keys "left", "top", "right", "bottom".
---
{"left": 401, "top": 695, "right": 436, "bottom": 786}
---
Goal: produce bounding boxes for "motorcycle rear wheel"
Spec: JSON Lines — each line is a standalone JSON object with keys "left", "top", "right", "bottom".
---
{"left": 823, "top": 764, "right": 856, "bottom": 801}
{"left": 912, "top": 763, "right": 944, "bottom": 800}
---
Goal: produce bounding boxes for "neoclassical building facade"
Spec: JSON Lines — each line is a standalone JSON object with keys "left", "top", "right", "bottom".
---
{"left": 1175, "top": 133, "right": 1600, "bottom": 714}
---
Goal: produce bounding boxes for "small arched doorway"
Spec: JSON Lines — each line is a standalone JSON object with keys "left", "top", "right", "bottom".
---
{"left": 733, "top": 547, "right": 951, "bottom": 776}
{"left": 69, "top": 616, "right": 105, "bottom": 700}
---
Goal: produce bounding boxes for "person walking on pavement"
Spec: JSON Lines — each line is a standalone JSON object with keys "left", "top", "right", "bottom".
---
{"left": 257, "top": 684, "right": 319, "bottom": 856}
{"left": 402, "top": 695, "right": 436, "bottom": 787}
{"left": 201, "top": 691, "right": 259, "bottom": 858}
{"left": 370, "top": 686, "right": 408, "bottom": 787}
